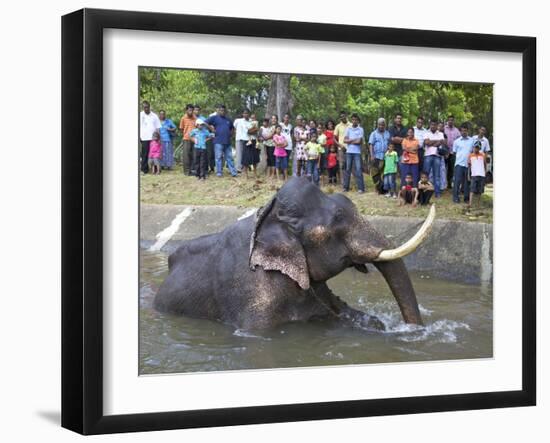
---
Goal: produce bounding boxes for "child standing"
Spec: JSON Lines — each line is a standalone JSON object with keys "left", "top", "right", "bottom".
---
{"left": 398, "top": 173, "right": 419, "bottom": 207}
{"left": 383, "top": 143, "right": 398, "bottom": 198}
{"left": 305, "top": 132, "right": 324, "bottom": 186}
{"left": 417, "top": 171, "right": 435, "bottom": 205}
{"left": 468, "top": 141, "right": 487, "bottom": 209}
{"left": 148, "top": 131, "right": 162, "bottom": 175}
{"left": 327, "top": 145, "right": 339, "bottom": 185}
{"left": 189, "top": 119, "right": 214, "bottom": 180}
{"left": 273, "top": 125, "right": 288, "bottom": 181}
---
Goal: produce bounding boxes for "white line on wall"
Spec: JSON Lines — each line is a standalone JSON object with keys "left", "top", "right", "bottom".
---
{"left": 237, "top": 208, "right": 257, "bottom": 221}
{"left": 148, "top": 207, "right": 193, "bottom": 252}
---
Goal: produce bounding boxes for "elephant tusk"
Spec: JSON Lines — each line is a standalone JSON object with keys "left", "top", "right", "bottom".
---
{"left": 374, "top": 204, "right": 436, "bottom": 261}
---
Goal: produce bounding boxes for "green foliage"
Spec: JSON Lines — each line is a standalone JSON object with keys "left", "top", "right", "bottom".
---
{"left": 140, "top": 68, "right": 493, "bottom": 140}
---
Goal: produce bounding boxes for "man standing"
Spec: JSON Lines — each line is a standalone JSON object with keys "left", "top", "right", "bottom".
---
{"left": 334, "top": 111, "right": 352, "bottom": 184}
{"left": 343, "top": 114, "right": 365, "bottom": 193}
{"left": 472, "top": 125, "right": 491, "bottom": 153}
{"left": 139, "top": 101, "right": 161, "bottom": 174}
{"left": 233, "top": 109, "right": 253, "bottom": 173}
{"left": 444, "top": 115, "right": 461, "bottom": 189}
{"left": 158, "top": 110, "right": 177, "bottom": 170}
{"left": 194, "top": 104, "right": 215, "bottom": 173}
{"left": 422, "top": 118, "right": 445, "bottom": 198}
{"left": 368, "top": 117, "right": 390, "bottom": 194}
{"left": 179, "top": 104, "right": 197, "bottom": 176}
{"left": 206, "top": 105, "right": 237, "bottom": 177}
{"left": 280, "top": 113, "right": 293, "bottom": 176}
{"left": 452, "top": 123, "right": 474, "bottom": 204}
{"left": 413, "top": 116, "right": 427, "bottom": 170}
{"left": 388, "top": 112, "right": 408, "bottom": 158}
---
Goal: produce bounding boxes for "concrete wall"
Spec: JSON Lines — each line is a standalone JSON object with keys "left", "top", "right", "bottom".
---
{"left": 140, "top": 204, "right": 492, "bottom": 285}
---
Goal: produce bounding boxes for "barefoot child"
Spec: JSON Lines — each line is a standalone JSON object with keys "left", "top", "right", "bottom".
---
{"left": 327, "top": 145, "right": 338, "bottom": 185}
{"left": 273, "top": 125, "right": 288, "bottom": 181}
{"left": 148, "top": 131, "right": 162, "bottom": 175}
{"left": 383, "top": 143, "right": 398, "bottom": 198}
{"left": 417, "top": 171, "right": 435, "bottom": 205}
{"left": 398, "top": 173, "right": 418, "bottom": 207}
{"left": 468, "top": 140, "right": 487, "bottom": 209}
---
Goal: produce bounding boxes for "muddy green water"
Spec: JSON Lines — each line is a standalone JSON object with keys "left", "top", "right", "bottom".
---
{"left": 140, "top": 250, "right": 492, "bottom": 374}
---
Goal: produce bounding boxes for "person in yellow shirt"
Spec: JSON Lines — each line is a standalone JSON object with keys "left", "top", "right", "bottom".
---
{"left": 305, "top": 132, "right": 324, "bottom": 186}
{"left": 333, "top": 111, "right": 352, "bottom": 184}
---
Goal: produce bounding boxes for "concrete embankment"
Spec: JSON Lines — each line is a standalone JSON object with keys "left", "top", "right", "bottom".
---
{"left": 140, "top": 204, "right": 492, "bottom": 285}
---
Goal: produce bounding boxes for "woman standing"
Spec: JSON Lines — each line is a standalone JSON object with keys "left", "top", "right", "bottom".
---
{"left": 241, "top": 112, "right": 260, "bottom": 179}
{"left": 293, "top": 115, "right": 309, "bottom": 177}
{"left": 400, "top": 127, "right": 420, "bottom": 187}
{"left": 259, "top": 118, "right": 275, "bottom": 178}
{"left": 158, "top": 110, "right": 177, "bottom": 170}
{"left": 436, "top": 121, "right": 448, "bottom": 190}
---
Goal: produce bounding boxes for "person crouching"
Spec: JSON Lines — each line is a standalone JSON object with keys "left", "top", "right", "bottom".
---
{"left": 417, "top": 171, "right": 434, "bottom": 206}
{"left": 398, "top": 173, "right": 418, "bottom": 207}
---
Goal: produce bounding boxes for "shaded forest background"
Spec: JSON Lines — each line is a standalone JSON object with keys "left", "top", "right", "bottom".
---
{"left": 139, "top": 68, "right": 493, "bottom": 141}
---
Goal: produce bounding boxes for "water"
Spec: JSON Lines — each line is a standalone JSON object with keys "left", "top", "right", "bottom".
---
{"left": 140, "top": 250, "right": 492, "bottom": 374}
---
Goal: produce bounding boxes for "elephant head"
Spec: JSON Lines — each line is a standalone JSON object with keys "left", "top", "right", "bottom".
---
{"left": 249, "top": 177, "right": 435, "bottom": 325}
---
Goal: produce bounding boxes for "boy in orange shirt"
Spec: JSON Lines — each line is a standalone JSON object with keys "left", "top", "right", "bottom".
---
{"left": 468, "top": 141, "right": 487, "bottom": 209}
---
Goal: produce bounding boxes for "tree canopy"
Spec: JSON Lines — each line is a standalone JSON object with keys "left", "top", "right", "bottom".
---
{"left": 139, "top": 67, "right": 493, "bottom": 138}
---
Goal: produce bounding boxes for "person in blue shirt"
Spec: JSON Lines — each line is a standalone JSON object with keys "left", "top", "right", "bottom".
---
{"left": 158, "top": 110, "right": 177, "bottom": 170}
{"left": 452, "top": 123, "right": 474, "bottom": 204}
{"left": 193, "top": 105, "right": 215, "bottom": 173}
{"left": 205, "top": 105, "right": 237, "bottom": 177}
{"left": 368, "top": 118, "right": 391, "bottom": 194}
{"left": 189, "top": 120, "right": 215, "bottom": 180}
{"left": 343, "top": 113, "right": 365, "bottom": 193}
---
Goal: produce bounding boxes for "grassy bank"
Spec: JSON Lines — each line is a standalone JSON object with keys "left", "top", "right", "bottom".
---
{"left": 140, "top": 169, "right": 493, "bottom": 223}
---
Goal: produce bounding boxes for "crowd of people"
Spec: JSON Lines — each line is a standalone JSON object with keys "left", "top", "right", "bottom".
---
{"left": 139, "top": 101, "right": 492, "bottom": 208}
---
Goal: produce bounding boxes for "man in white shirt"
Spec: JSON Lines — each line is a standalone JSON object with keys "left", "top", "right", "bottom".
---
{"left": 139, "top": 101, "right": 161, "bottom": 173}
{"left": 472, "top": 125, "right": 491, "bottom": 153}
{"left": 413, "top": 116, "right": 427, "bottom": 169}
{"left": 280, "top": 113, "right": 293, "bottom": 174}
{"left": 422, "top": 118, "right": 445, "bottom": 197}
{"left": 233, "top": 109, "right": 253, "bottom": 172}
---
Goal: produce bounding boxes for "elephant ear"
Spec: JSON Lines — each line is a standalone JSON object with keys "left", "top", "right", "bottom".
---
{"left": 249, "top": 196, "right": 310, "bottom": 290}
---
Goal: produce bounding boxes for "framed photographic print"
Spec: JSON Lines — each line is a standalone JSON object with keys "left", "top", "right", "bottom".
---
{"left": 61, "top": 8, "right": 536, "bottom": 435}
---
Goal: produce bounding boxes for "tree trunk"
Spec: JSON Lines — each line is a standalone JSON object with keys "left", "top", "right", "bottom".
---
{"left": 259, "top": 74, "right": 293, "bottom": 173}
{"left": 265, "top": 74, "right": 293, "bottom": 120}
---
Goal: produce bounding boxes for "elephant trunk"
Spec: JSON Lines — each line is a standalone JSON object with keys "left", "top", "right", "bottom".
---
{"left": 373, "top": 260, "right": 423, "bottom": 325}
{"left": 346, "top": 207, "right": 435, "bottom": 326}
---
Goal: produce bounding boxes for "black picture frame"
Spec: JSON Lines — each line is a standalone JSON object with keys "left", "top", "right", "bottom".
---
{"left": 61, "top": 8, "right": 536, "bottom": 435}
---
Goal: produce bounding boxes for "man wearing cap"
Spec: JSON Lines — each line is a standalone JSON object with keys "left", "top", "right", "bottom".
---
{"left": 206, "top": 105, "right": 237, "bottom": 177}
{"left": 368, "top": 117, "right": 390, "bottom": 194}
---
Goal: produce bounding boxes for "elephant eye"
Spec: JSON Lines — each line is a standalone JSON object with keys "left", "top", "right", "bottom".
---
{"left": 333, "top": 208, "right": 344, "bottom": 223}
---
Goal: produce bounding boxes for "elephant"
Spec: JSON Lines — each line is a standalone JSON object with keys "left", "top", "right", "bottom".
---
{"left": 154, "top": 177, "right": 435, "bottom": 331}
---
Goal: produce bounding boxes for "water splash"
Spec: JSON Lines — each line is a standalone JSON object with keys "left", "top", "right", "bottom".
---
{"left": 359, "top": 299, "right": 471, "bottom": 343}
{"left": 233, "top": 329, "right": 272, "bottom": 341}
